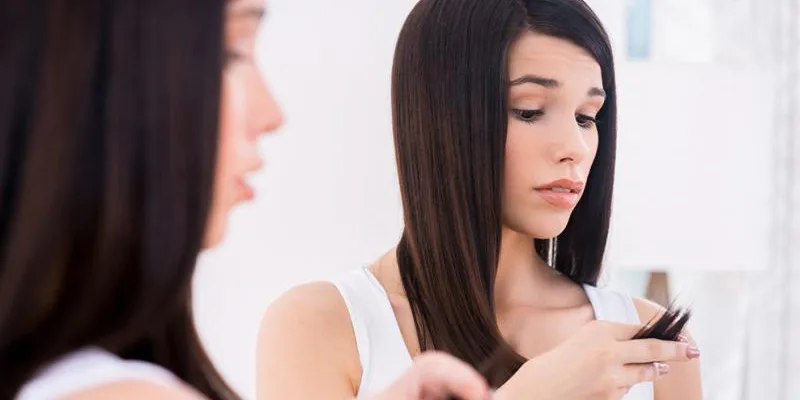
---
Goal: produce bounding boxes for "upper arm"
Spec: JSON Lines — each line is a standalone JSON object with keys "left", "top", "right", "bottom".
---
{"left": 66, "top": 381, "right": 201, "bottom": 400}
{"left": 256, "top": 282, "right": 361, "bottom": 400}
{"left": 632, "top": 297, "right": 703, "bottom": 400}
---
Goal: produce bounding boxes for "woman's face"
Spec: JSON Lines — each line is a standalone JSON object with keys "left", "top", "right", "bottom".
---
{"left": 502, "top": 32, "right": 604, "bottom": 239}
{"left": 204, "top": 0, "right": 283, "bottom": 248}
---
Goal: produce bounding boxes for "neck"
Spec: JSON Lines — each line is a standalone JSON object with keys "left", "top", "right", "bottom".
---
{"left": 494, "top": 228, "right": 561, "bottom": 311}
{"left": 379, "top": 229, "right": 569, "bottom": 307}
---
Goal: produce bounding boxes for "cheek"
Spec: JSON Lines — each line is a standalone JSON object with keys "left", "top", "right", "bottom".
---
{"left": 502, "top": 122, "right": 543, "bottom": 231}
{"left": 203, "top": 74, "right": 250, "bottom": 248}
{"left": 582, "top": 130, "right": 600, "bottom": 175}
{"left": 503, "top": 121, "right": 542, "bottom": 195}
{"left": 205, "top": 73, "right": 250, "bottom": 246}
{"left": 217, "top": 72, "right": 249, "bottom": 185}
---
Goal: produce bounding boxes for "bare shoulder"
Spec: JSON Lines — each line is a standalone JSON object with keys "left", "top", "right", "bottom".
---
{"left": 259, "top": 281, "right": 352, "bottom": 331}
{"left": 66, "top": 380, "right": 200, "bottom": 400}
{"left": 257, "top": 281, "right": 356, "bottom": 350}
{"left": 631, "top": 297, "right": 668, "bottom": 324}
{"left": 256, "top": 281, "right": 360, "bottom": 398}
{"left": 631, "top": 297, "right": 703, "bottom": 400}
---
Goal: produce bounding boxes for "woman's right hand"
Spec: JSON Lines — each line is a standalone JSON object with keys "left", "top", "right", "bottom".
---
{"left": 497, "top": 321, "right": 700, "bottom": 400}
{"left": 372, "top": 351, "right": 494, "bottom": 400}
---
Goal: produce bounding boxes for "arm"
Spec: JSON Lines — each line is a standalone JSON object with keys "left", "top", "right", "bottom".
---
{"left": 632, "top": 297, "right": 703, "bottom": 400}
{"left": 256, "top": 282, "right": 361, "bottom": 399}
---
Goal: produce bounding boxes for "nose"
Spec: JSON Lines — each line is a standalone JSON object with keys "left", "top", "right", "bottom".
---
{"left": 248, "top": 71, "right": 284, "bottom": 138}
{"left": 551, "top": 115, "right": 591, "bottom": 165}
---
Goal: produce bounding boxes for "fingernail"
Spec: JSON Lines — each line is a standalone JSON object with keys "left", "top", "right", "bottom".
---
{"left": 687, "top": 346, "right": 701, "bottom": 359}
{"left": 677, "top": 334, "right": 689, "bottom": 343}
{"left": 655, "top": 362, "right": 670, "bottom": 376}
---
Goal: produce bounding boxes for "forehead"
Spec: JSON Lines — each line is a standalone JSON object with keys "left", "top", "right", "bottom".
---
{"left": 507, "top": 32, "right": 602, "bottom": 85}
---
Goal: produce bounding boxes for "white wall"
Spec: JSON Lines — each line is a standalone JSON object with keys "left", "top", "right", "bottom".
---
{"left": 607, "top": 62, "right": 773, "bottom": 273}
{"left": 193, "top": 1, "right": 773, "bottom": 398}
{"left": 193, "top": 1, "right": 414, "bottom": 397}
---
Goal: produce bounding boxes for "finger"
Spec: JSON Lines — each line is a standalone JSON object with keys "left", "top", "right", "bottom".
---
{"left": 413, "top": 352, "right": 490, "bottom": 400}
{"left": 619, "top": 339, "right": 698, "bottom": 364}
{"left": 619, "top": 362, "right": 670, "bottom": 387}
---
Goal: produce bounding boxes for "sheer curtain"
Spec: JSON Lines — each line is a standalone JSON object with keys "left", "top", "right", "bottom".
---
{"left": 660, "top": 1, "right": 799, "bottom": 398}
{"left": 742, "top": 0, "right": 800, "bottom": 398}
{"left": 592, "top": 1, "right": 797, "bottom": 398}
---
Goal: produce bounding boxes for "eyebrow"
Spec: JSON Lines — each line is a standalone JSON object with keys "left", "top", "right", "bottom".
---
{"left": 228, "top": 6, "right": 267, "bottom": 22}
{"left": 509, "top": 74, "right": 606, "bottom": 98}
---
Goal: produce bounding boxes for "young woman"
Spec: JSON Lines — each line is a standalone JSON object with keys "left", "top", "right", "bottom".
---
{"left": 257, "top": 0, "right": 703, "bottom": 399}
{"left": 0, "top": 0, "right": 494, "bottom": 399}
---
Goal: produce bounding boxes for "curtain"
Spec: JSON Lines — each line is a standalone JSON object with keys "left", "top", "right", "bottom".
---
{"left": 742, "top": 0, "right": 800, "bottom": 398}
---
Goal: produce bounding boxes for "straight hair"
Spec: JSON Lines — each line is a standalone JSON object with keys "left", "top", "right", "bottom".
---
{"left": 392, "top": 0, "right": 689, "bottom": 386}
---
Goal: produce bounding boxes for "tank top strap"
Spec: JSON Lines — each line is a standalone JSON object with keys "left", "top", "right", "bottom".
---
{"left": 331, "top": 267, "right": 413, "bottom": 398}
{"left": 583, "top": 283, "right": 642, "bottom": 324}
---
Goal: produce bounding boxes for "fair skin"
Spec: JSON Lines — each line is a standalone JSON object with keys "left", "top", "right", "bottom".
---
{"left": 258, "top": 32, "right": 702, "bottom": 399}
{"left": 70, "top": 0, "right": 490, "bottom": 398}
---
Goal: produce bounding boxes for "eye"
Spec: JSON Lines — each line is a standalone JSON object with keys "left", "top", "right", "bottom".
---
{"left": 512, "top": 108, "right": 544, "bottom": 124}
{"left": 224, "top": 50, "right": 246, "bottom": 67}
{"left": 576, "top": 114, "right": 597, "bottom": 129}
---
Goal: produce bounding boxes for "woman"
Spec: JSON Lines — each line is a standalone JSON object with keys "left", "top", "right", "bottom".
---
{"left": 257, "top": 0, "right": 703, "bottom": 399}
{"left": 0, "top": 0, "right": 494, "bottom": 399}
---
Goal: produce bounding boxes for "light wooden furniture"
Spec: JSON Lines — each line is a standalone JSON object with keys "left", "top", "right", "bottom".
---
{"left": 644, "top": 271, "right": 670, "bottom": 307}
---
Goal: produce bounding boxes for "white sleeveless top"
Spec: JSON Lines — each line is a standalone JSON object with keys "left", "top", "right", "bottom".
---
{"left": 16, "top": 347, "right": 180, "bottom": 400}
{"left": 332, "top": 267, "right": 654, "bottom": 399}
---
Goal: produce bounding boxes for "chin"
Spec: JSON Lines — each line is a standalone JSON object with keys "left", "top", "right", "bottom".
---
{"left": 202, "top": 233, "right": 222, "bottom": 249}
{"left": 529, "top": 226, "right": 569, "bottom": 240}
{"left": 505, "top": 212, "right": 572, "bottom": 239}
{"left": 202, "top": 219, "right": 228, "bottom": 249}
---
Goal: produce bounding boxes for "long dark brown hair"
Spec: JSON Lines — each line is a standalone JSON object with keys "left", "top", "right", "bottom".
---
{"left": 392, "top": 0, "right": 689, "bottom": 386}
{"left": 0, "top": 0, "right": 237, "bottom": 398}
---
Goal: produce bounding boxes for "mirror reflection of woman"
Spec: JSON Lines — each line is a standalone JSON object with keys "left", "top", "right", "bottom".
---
{"left": 257, "top": 0, "right": 703, "bottom": 399}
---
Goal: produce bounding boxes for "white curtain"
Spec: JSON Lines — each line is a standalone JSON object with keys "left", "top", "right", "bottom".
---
{"left": 742, "top": 0, "right": 800, "bottom": 398}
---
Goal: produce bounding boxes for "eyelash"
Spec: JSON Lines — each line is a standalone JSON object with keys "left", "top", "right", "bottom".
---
{"left": 576, "top": 114, "right": 598, "bottom": 129}
{"left": 512, "top": 109, "right": 544, "bottom": 124}
{"left": 512, "top": 108, "right": 598, "bottom": 129}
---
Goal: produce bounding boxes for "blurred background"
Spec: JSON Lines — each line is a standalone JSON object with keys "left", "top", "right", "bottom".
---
{"left": 194, "top": 0, "right": 800, "bottom": 398}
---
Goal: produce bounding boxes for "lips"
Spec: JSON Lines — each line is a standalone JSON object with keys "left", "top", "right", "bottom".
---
{"left": 534, "top": 178, "right": 584, "bottom": 209}
{"left": 236, "top": 177, "right": 255, "bottom": 201}
{"left": 235, "top": 159, "right": 263, "bottom": 202}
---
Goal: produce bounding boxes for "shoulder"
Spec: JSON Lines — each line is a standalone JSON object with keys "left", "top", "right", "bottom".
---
{"left": 256, "top": 281, "right": 360, "bottom": 397}
{"left": 18, "top": 348, "right": 183, "bottom": 400}
{"left": 631, "top": 297, "right": 703, "bottom": 400}
{"left": 65, "top": 380, "right": 200, "bottom": 400}
{"left": 631, "top": 297, "right": 666, "bottom": 324}
{"left": 631, "top": 297, "right": 695, "bottom": 343}
{"left": 258, "top": 281, "right": 353, "bottom": 335}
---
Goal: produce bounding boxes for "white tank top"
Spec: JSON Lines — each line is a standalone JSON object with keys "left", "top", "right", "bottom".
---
{"left": 332, "top": 266, "right": 654, "bottom": 400}
{"left": 16, "top": 347, "right": 180, "bottom": 400}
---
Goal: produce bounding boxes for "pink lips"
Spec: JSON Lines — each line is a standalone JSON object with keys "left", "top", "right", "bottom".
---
{"left": 235, "top": 158, "right": 264, "bottom": 202}
{"left": 237, "top": 178, "right": 254, "bottom": 201}
{"left": 534, "top": 178, "right": 584, "bottom": 209}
